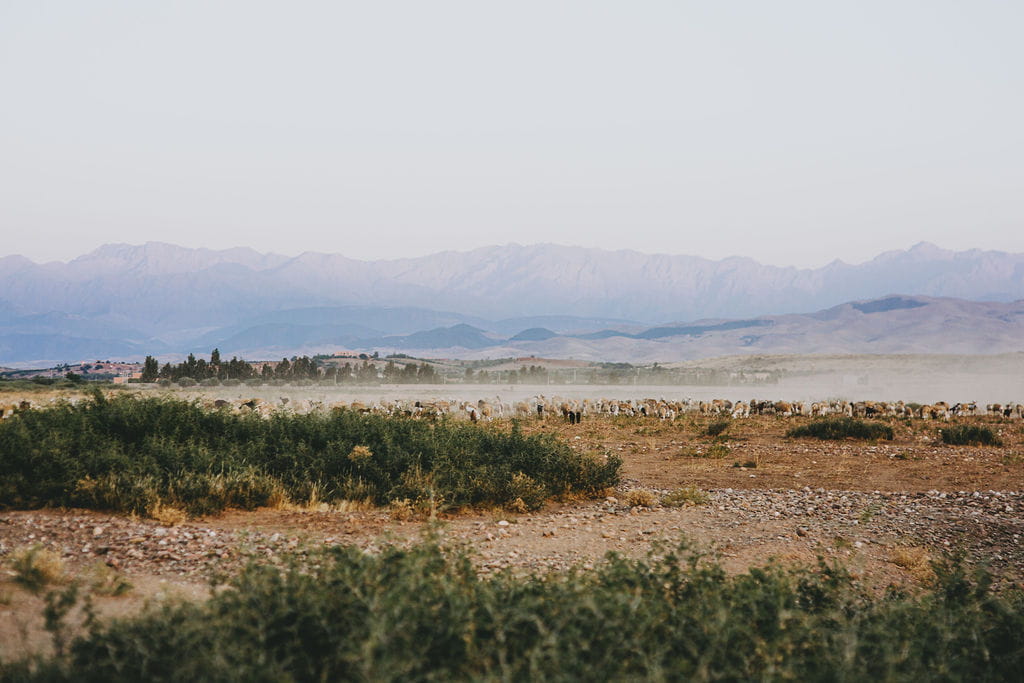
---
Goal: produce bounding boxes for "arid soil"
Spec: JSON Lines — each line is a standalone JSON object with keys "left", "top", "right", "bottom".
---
{"left": 2, "top": 413, "right": 1022, "bottom": 659}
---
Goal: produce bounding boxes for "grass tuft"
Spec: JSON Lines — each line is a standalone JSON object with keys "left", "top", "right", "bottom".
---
{"left": 705, "top": 420, "right": 730, "bottom": 437}
{"left": 625, "top": 489, "right": 658, "bottom": 507}
{"left": 940, "top": 425, "right": 1002, "bottom": 446}
{"left": 890, "top": 546, "right": 934, "bottom": 583}
{"left": 9, "top": 545, "right": 65, "bottom": 593}
{"left": 660, "top": 486, "right": 711, "bottom": 507}
{"left": 787, "top": 417, "right": 893, "bottom": 441}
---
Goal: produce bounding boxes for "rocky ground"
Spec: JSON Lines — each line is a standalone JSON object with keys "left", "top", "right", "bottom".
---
{"left": 2, "top": 486, "right": 1020, "bottom": 583}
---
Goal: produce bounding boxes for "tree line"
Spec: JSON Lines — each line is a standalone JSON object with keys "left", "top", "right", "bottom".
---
{"left": 141, "top": 350, "right": 441, "bottom": 384}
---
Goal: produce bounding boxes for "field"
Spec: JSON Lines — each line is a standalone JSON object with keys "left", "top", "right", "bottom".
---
{"left": 1, "top": 386, "right": 1023, "bottom": 678}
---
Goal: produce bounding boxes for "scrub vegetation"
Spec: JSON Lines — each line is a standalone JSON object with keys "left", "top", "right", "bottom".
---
{"left": 0, "top": 393, "right": 619, "bottom": 517}
{"left": 787, "top": 417, "right": 895, "bottom": 441}
{"left": 3, "top": 540, "right": 1022, "bottom": 681}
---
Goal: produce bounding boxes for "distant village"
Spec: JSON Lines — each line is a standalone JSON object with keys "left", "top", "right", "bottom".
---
{"left": 0, "top": 360, "right": 145, "bottom": 383}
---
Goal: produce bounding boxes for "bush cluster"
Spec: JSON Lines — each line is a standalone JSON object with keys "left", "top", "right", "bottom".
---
{"left": 5, "top": 541, "right": 1022, "bottom": 681}
{"left": 787, "top": 417, "right": 894, "bottom": 441}
{"left": 704, "top": 419, "right": 730, "bottom": 437}
{"left": 0, "top": 393, "right": 619, "bottom": 516}
{"left": 940, "top": 425, "right": 1003, "bottom": 446}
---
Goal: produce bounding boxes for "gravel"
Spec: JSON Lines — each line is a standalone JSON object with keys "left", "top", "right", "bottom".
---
{"left": 1, "top": 488, "right": 1021, "bottom": 586}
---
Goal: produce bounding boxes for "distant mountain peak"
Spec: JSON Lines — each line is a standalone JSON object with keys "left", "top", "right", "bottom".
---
{"left": 65, "top": 242, "right": 291, "bottom": 274}
{"left": 2, "top": 242, "right": 1024, "bottom": 364}
{"left": 904, "top": 241, "right": 951, "bottom": 259}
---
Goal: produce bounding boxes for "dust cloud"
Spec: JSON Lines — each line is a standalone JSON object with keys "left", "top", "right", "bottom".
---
{"left": 152, "top": 355, "right": 1024, "bottom": 407}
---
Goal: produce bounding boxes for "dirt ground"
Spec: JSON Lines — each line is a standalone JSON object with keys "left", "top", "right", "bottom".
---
{"left": 2, "top": 413, "right": 1022, "bottom": 660}
{"left": 540, "top": 413, "right": 1024, "bottom": 492}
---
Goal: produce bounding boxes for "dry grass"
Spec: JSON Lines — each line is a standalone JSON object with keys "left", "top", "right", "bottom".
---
{"left": 85, "top": 561, "right": 133, "bottom": 597}
{"left": 705, "top": 443, "right": 731, "bottom": 459}
{"left": 262, "top": 483, "right": 289, "bottom": 509}
{"left": 506, "top": 497, "right": 530, "bottom": 514}
{"left": 271, "top": 497, "right": 376, "bottom": 514}
{"left": 388, "top": 498, "right": 416, "bottom": 521}
{"left": 9, "top": 545, "right": 65, "bottom": 593}
{"left": 147, "top": 502, "right": 187, "bottom": 527}
{"left": 347, "top": 445, "right": 374, "bottom": 463}
{"left": 890, "top": 545, "right": 934, "bottom": 582}
{"left": 333, "top": 498, "right": 377, "bottom": 513}
{"left": 626, "top": 489, "right": 658, "bottom": 507}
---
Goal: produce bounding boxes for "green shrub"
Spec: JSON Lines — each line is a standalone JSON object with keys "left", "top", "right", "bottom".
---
{"left": 7, "top": 541, "right": 1022, "bottom": 681}
{"left": 0, "top": 395, "right": 619, "bottom": 516}
{"left": 705, "top": 419, "right": 730, "bottom": 437}
{"left": 787, "top": 418, "right": 893, "bottom": 441}
{"left": 710, "top": 443, "right": 731, "bottom": 458}
{"left": 660, "top": 486, "right": 710, "bottom": 507}
{"left": 940, "top": 425, "right": 1003, "bottom": 446}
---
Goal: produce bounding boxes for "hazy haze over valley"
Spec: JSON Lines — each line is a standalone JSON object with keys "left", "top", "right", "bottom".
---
{"left": 0, "top": 242, "right": 1022, "bottom": 365}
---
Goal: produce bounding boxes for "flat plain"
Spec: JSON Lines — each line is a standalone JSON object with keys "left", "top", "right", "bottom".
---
{"left": 1, "top": 384, "right": 1021, "bottom": 662}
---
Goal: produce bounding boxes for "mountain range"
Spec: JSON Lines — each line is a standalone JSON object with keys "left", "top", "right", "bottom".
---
{"left": 1, "top": 242, "right": 1023, "bottom": 365}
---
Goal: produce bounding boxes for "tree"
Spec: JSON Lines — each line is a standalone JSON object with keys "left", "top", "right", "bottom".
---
{"left": 290, "top": 356, "right": 318, "bottom": 380}
{"left": 210, "top": 348, "right": 221, "bottom": 367}
{"left": 416, "top": 363, "right": 438, "bottom": 384}
{"left": 141, "top": 356, "right": 160, "bottom": 382}
{"left": 225, "top": 357, "right": 253, "bottom": 380}
{"left": 357, "top": 361, "right": 378, "bottom": 383}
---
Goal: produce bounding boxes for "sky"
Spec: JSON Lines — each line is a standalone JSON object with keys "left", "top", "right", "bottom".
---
{"left": 1, "top": 1, "right": 1022, "bottom": 268}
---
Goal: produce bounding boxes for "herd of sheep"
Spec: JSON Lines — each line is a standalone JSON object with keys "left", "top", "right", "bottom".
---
{"left": 211, "top": 396, "right": 1021, "bottom": 422}
{"left": 1, "top": 396, "right": 1021, "bottom": 423}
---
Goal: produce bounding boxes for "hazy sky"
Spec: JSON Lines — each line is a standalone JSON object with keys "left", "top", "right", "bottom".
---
{"left": 1, "top": 1, "right": 1022, "bottom": 267}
